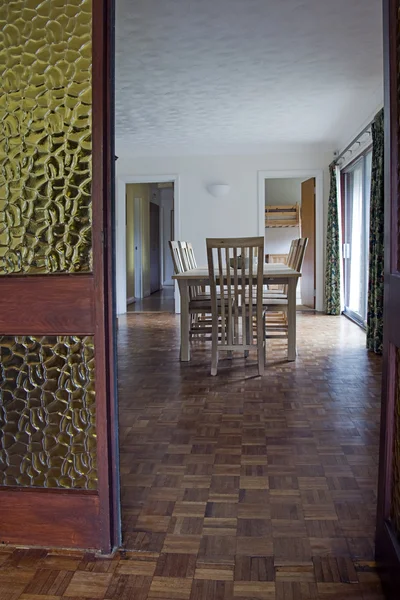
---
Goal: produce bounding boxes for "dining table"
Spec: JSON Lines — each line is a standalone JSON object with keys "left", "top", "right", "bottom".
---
{"left": 173, "top": 263, "right": 301, "bottom": 362}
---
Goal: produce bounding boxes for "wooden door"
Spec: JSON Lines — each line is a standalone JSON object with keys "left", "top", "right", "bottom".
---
{"left": 301, "top": 178, "right": 316, "bottom": 308}
{"left": 375, "top": 0, "right": 400, "bottom": 594}
{"left": 0, "top": 0, "right": 118, "bottom": 552}
{"left": 150, "top": 202, "right": 161, "bottom": 294}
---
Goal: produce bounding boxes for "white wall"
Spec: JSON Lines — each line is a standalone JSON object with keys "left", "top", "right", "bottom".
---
{"left": 116, "top": 150, "right": 333, "bottom": 313}
{"left": 264, "top": 178, "right": 304, "bottom": 255}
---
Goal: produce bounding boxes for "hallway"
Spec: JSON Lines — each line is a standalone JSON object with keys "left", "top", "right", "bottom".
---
{"left": 116, "top": 312, "right": 384, "bottom": 599}
{"left": 127, "top": 286, "right": 175, "bottom": 313}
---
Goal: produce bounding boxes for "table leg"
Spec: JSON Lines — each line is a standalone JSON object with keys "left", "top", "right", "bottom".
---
{"left": 287, "top": 278, "right": 297, "bottom": 361}
{"left": 179, "top": 279, "right": 190, "bottom": 361}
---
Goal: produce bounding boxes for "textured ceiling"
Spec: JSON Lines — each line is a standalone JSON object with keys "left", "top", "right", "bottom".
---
{"left": 115, "top": 0, "right": 383, "bottom": 155}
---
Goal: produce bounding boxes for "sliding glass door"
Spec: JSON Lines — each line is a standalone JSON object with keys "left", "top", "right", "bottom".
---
{"left": 342, "top": 150, "right": 372, "bottom": 327}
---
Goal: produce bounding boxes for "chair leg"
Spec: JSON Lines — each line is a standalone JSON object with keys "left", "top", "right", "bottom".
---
{"left": 211, "top": 344, "right": 218, "bottom": 376}
{"left": 227, "top": 316, "right": 233, "bottom": 359}
{"left": 244, "top": 316, "right": 249, "bottom": 358}
{"left": 211, "top": 314, "right": 219, "bottom": 376}
{"left": 257, "top": 314, "right": 265, "bottom": 376}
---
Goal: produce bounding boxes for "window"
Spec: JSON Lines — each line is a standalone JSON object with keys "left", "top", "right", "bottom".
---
{"left": 342, "top": 150, "right": 372, "bottom": 328}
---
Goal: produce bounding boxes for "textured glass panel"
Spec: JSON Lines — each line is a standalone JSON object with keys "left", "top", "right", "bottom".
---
{"left": 0, "top": 0, "right": 92, "bottom": 275}
{"left": 0, "top": 336, "right": 97, "bottom": 489}
{"left": 392, "top": 348, "right": 400, "bottom": 539}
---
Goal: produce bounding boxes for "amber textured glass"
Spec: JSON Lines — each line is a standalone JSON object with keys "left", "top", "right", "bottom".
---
{"left": 392, "top": 348, "right": 400, "bottom": 539}
{"left": 0, "top": 0, "right": 92, "bottom": 275}
{"left": 0, "top": 336, "right": 97, "bottom": 489}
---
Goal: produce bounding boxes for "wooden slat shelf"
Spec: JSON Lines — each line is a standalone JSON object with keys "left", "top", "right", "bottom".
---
{"left": 265, "top": 204, "right": 300, "bottom": 228}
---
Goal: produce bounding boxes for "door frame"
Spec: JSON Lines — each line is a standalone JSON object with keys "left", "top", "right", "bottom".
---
{"left": 116, "top": 175, "right": 181, "bottom": 314}
{"left": 375, "top": 0, "right": 400, "bottom": 593}
{"left": 257, "top": 169, "right": 324, "bottom": 312}
{"left": 92, "top": 0, "right": 120, "bottom": 552}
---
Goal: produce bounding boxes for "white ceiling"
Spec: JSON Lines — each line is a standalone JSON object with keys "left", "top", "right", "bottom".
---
{"left": 115, "top": 0, "right": 383, "bottom": 156}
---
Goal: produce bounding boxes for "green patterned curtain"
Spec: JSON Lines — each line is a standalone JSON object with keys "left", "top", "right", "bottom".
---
{"left": 367, "top": 109, "right": 384, "bottom": 354}
{"left": 325, "top": 161, "right": 341, "bottom": 314}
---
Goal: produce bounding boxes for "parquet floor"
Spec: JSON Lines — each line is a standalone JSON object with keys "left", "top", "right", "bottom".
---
{"left": 0, "top": 313, "right": 385, "bottom": 599}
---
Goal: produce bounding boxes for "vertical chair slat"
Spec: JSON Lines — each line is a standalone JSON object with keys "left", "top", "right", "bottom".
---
{"left": 241, "top": 247, "right": 247, "bottom": 348}
{"left": 233, "top": 247, "right": 239, "bottom": 344}
{"left": 225, "top": 247, "right": 233, "bottom": 347}
{"left": 249, "top": 247, "right": 253, "bottom": 344}
{"left": 218, "top": 247, "right": 226, "bottom": 346}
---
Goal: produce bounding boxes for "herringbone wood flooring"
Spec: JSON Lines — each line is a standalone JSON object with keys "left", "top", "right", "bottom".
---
{"left": 0, "top": 313, "right": 385, "bottom": 599}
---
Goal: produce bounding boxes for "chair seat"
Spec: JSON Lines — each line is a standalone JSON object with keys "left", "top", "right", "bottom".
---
{"left": 264, "top": 298, "right": 288, "bottom": 306}
{"left": 244, "top": 294, "right": 288, "bottom": 307}
{"left": 263, "top": 292, "right": 287, "bottom": 299}
{"left": 189, "top": 297, "right": 230, "bottom": 311}
{"left": 193, "top": 292, "right": 212, "bottom": 301}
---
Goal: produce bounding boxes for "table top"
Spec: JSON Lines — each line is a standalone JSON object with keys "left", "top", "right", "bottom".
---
{"left": 172, "top": 263, "right": 301, "bottom": 280}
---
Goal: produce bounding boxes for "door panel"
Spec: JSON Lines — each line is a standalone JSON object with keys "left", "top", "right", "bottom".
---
{"left": 301, "top": 178, "right": 316, "bottom": 308}
{"left": 376, "top": 0, "right": 400, "bottom": 593}
{"left": 0, "top": 0, "right": 117, "bottom": 551}
{"left": 150, "top": 202, "right": 161, "bottom": 294}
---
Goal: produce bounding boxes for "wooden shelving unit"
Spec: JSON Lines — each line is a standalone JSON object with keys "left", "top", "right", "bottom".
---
{"left": 265, "top": 204, "right": 300, "bottom": 228}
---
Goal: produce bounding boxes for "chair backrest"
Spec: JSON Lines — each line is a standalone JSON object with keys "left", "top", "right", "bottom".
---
{"left": 169, "top": 241, "right": 185, "bottom": 274}
{"left": 206, "top": 237, "right": 264, "bottom": 348}
{"left": 293, "top": 237, "right": 308, "bottom": 272}
{"left": 170, "top": 241, "right": 201, "bottom": 300}
{"left": 281, "top": 237, "right": 308, "bottom": 295}
{"left": 178, "top": 241, "right": 190, "bottom": 271}
{"left": 186, "top": 242, "right": 198, "bottom": 268}
{"left": 286, "top": 239, "right": 300, "bottom": 269}
{"left": 182, "top": 242, "right": 203, "bottom": 297}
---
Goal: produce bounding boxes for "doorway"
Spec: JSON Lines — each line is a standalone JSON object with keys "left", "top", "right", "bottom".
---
{"left": 263, "top": 176, "right": 316, "bottom": 309}
{"left": 125, "top": 182, "right": 175, "bottom": 313}
{"left": 258, "top": 169, "right": 324, "bottom": 311}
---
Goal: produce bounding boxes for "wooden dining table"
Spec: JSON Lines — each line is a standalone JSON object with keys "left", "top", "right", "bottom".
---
{"left": 173, "top": 263, "right": 301, "bottom": 362}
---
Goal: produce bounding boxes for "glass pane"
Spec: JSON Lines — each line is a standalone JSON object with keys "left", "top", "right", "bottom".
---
{"left": 343, "top": 152, "right": 372, "bottom": 326}
{"left": 348, "top": 164, "right": 364, "bottom": 314}
{"left": 0, "top": 336, "right": 97, "bottom": 490}
{"left": 0, "top": 0, "right": 92, "bottom": 275}
{"left": 364, "top": 151, "right": 372, "bottom": 319}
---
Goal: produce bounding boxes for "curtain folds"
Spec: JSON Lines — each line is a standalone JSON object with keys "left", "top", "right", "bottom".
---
{"left": 325, "top": 161, "right": 341, "bottom": 315}
{"left": 367, "top": 108, "right": 385, "bottom": 354}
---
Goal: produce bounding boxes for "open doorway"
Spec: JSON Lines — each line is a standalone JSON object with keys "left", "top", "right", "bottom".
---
{"left": 264, "top": 177, "right": 315, "bottom": 308}
{"left": 125, "top": 182, "right": 175, "bottom": 313}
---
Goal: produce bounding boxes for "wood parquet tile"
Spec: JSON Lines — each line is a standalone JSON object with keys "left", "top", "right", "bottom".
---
{"left": 0, "top": 313, "right": 386, "bottom": 599}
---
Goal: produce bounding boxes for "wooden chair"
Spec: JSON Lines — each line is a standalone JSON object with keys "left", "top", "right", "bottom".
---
{"left": 264, "top": 238, "right": 301, "bottom": 299}
{"left": 265, "top": 252, "right": 289, "bottom": 292}
{"left": 206, "top": 237, "right": 265, "bottom": 376}
{"left": 178, "top": 241, "right": 208, "bottom": 299}
{"left": 169, "top": 241, "right": 213, "bottom": 336}
{"left": 264, "top": 238, "right": 308, "bottom": 340}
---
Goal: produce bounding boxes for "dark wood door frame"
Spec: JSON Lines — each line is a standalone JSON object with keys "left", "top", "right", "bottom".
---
{"left": 375, "top": 0, "right": 400, "bottom": 593}
{"left": 92, "top": 0, "right": 120, "bottom": 552}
